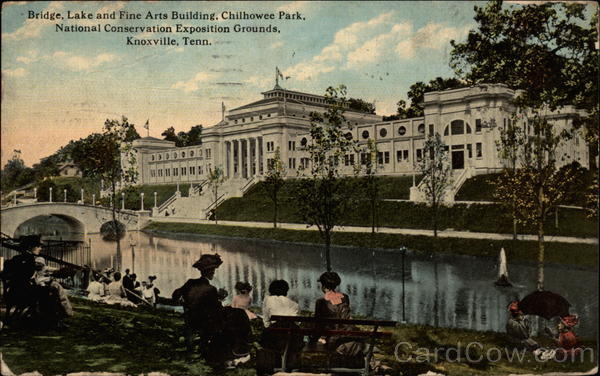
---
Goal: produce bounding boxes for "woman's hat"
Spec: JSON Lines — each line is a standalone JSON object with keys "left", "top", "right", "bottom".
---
{"left": 508, "top": 301, "right": 522, "bottom": 314}
{"left": 560, "top": 314, "right": 579, "bottom": 328}
{"left": 19, "top": 235, "right": 43, "bottom": 250}
{"left": 192, "top": 253, "right": 223, "bottom": 271}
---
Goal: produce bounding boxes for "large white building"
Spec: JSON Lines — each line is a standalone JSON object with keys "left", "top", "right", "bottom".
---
{"left": 130, "top": 83, "right": 589, "bottom": 188}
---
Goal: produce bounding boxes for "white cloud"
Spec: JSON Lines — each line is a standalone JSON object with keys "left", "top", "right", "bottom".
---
{"left": 346, "top": 22, "right": 412, "bottom": 68}
{"left": 16, "top": 50, "right": 40, "bottom": 64}
{"left": 245, "top": 75, "right": 269, "bottom": 87}
{"left": 270, "top": 41, "right": 284, "bottom": 49}
{"left": 3, "top": 2, "right": 63, "bottom": 41}
{"left": 395, "top": 22, "right": 469, "bottom": 60}
{"left": 171, "top": 71, "right": 217, "bottom": 92}
{"left": 277, "top": 1, "right": 311, "bottom": 14}
{"left": 285, "top": 12, "right": 395, "bottom": 80}
{"left": 51, "top": 51, "right": 119, "bottom": 71}
{"left": 2, "top": 67, "right": 28, "bottom": 77}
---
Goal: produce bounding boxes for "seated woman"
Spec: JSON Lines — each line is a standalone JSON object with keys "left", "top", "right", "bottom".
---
{"left": 312, "top": 272, "right": 366, "bottom": 361}
{"left": 105, "top": 272, "right": 136, "bottom": 307}
{"left": 555, "top": 315, "right": 582, "bottom": 359}
{"left": 231, "top": 281, "right": 257, "bottom": 320}
{"left": 86, "top": 272, "right": 107, "bottom": 302}
{"left": 506, "top": 301, "right": 538, "bottom": 349}
{"left": 262, "top": 280, "right": 299, "bottom": 328}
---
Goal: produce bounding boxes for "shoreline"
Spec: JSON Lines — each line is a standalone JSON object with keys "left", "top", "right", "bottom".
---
{"left": 142, "top": 224, "right": 599, "bottom": 271}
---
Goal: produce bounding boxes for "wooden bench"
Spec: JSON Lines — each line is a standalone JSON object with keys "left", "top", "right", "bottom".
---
{"left": 266, "top": 315, "right": 397, "bottom": 376}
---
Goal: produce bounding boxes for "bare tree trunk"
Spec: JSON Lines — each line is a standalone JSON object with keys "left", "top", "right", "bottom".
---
{"left": 433, "top": 202, "right": 438, "bottom": 237}
{"left": 273, "top": 194, "right": 278, "bottom": 228}
{"left": 111, "top": 182, "right": 121, "bottom": 271}
{"left": 325, "top": 229, "right": 332, "bottom": 272}
{"left": 512, "top": 200, "right": 518, "bottom": 240}
{"left": 537, "top": 219, "right": 545, "bottom": 291}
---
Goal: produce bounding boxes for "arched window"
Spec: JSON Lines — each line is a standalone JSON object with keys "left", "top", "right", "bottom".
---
{"left": 345, "top": 132, "right": 353, "bottom": 140}
{"left": 165, "top": 153, "right": 169, "bottom": 160}
{"left": 173, "top": 152, "right": 178, "bottom": 158}
{"left": 362, "top": 130, "right": 370, "bottom": 139}
{"left": 444, "top": 126, "right": 449, "bottom": 136}
{"left": 181, "top": 151, "right": 186, "bottom": 158}
{"left": 451, "top": 120, "right": 465, "bottom": 135}
{"left": 379, "top": 128, "right": 387, "bottom": 138}
{"left": 300, "top": 137, "right": 308, "bottom": 146}
{"left": 418, "top": 124, "right": 425, "bottom": 134}
{"left": 398, "top": 126, "right": 407, "bottom": 136}
{"left": 158, "top": 154, "right": 162, "bottom": 161}
{"left": 151, "top": 155, "right": 155, "bottom": 161}
{"left": 190, "top": 150, "right": 195, "bottom": 157}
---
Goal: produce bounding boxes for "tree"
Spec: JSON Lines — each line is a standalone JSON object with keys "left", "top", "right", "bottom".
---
{"left": 71, "top": 117, "right": 138, "bottom": 270}
{"left": 362, "top": 139, "right": 380, "bottom": 236}
{"left": 494, "top": 115, "right": 526, "bottom": 240}
{"left": 161, "top": 125, "right": 203, "bottom": 147}
{"left": 348, "top": 98, "right": 376, "bottom": 114}
{"left": 207, "top": 166, "right": 226, "bottom": 224}
{"left": 417, "top": 133, "right": 452, "bottom": 237}
{"left": 383, "top": 77, "right": 467, "bottom": 121}
{"left": 161, "top": 127, "right": 180, "bottom": 145}
{"left": 295, "top": 85, "right": 357, "bottom": 272}
{"left": 450, "top": 0, "right": 597, "bottom": 290}
{"left": 1, "top": 151, "right": 35, "bottom": 192}
{"left": 263, "top": 147, "right": 286, "bottom": 228}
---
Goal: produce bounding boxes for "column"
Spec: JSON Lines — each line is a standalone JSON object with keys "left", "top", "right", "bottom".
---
{"left": 228, "top": 141, "right": 234, "bottom": 178}
{"left": 258, "top": 137, "right": 264, "bottom": 175}
{"left": 236, "top": 140, "right": 242, "bottom": 178}
{"left": 253, "top": 138, "right": 260, "bottom": 175}
{"left": 246, "top": 138, "right": 252, "bottom": 178}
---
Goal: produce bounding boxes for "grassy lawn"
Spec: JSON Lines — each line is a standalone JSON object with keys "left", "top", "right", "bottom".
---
{"left": 1, "top": 298, "right": 596, "bottom": 376}
{"left": 144, "top": 222, "right": 598, "bottom": 269}
{"left": 216, "top": 178, "right": 598, "bottom": 238}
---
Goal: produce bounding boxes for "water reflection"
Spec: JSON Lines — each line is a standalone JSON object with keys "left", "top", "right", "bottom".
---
{"left": 88, "top": 231, "right": 598, "bottom": 336}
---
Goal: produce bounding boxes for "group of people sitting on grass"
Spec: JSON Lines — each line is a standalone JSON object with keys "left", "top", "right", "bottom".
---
{"left": 2, "top": 235, "right": 73, "bottom": 329}
{"left": 86, "top": 268, "right": 160, "bottom": 307}
{"left": 506, "top": 300, "right": 583, "bottom": 360}
{"left": 171, "top": 253, "right": 371, "bottom": 369}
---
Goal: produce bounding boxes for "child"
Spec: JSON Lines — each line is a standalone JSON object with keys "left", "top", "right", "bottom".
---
{"left": 231, "top": 281, "right": 257, "bottom": 320}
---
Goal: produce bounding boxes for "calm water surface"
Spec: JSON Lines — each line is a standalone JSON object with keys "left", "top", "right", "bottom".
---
{"left": 87, "top": 231, "right": 598, "bottom": 336}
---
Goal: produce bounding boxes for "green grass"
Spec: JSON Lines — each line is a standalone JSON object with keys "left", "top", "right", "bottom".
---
{"left": 144, "top": 222, "right": 598, "bottom": 269}
{"left": 121, "top": 183, "right": 191, "bottom": 210}
{"left": 216, "top": 178, "right": 598, "bottom": 238}
{"left": 455, "top": 173, "right": 499, "bottom": 201}
{"left": 1, "top": 297, "right": 596, "bottom": 376}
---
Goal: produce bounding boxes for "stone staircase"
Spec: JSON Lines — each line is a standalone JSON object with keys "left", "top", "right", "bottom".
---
{"left": 409, "top": 167, "right": 473, "bottom": 204}
{"left": 152, "top": 177, "right": 259, "bottom": 219}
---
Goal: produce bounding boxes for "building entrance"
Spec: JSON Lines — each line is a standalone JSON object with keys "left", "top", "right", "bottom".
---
{"left": 452, "top": 150, "right": 464, "bottom": 170}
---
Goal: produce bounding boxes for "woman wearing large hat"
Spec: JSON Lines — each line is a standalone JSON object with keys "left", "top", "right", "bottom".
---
{"left": 172, "top": 253, "right": 250, "bottom": 366}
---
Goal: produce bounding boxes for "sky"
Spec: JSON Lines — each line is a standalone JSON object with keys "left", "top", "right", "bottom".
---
{"left": 1, "top": 1, "right": 487, "bottom": 166}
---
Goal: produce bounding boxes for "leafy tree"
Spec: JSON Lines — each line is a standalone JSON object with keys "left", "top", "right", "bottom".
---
{"left": 348, "top": 98, "right": 376, "bottom": 114}
{"left": 71, "top": 117, "right": 138, "bottom": 270}
{"left": 450, "top": 0, "right": 597, "bottom": 290}
{"left": 494, "top": 115, "right": 526, "bottom": 240}
{"left": 295, "top": 85, "right": 357, "bottom": 272}
{"left": 417, "top": 133, "right": 452, "bottom": 237}
{"left": 383, "top": 77, "right": 466, "bottom": 121}
{"left": 207, "top": 166, "right": 226, "bottom": 224}
{"left": 263, "top": 147, "right": 286, "bottom": 228}
{"left": 161, "top": 127, "right": 180, "bottom": 145}
{"left": 161, "top": 125, "right": 203, "bottom": 147}
{"left": 1, "top": 151, "right": 35, "bottom": 192}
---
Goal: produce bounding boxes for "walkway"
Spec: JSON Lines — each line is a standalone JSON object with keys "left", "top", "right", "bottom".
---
{"left": 150, "top": 217, "right": 598, "bottom": 245}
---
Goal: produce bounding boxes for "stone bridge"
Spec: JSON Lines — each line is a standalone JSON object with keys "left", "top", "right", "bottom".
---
{"left": 0, "top": 202, "right": 149, "bottom": 239}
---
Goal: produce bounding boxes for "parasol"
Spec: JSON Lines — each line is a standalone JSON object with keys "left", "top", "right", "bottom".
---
{"left": 519, "top": 290, "right": 571, "bottom": 320}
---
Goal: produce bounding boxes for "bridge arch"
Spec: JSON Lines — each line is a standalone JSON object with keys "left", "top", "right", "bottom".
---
{"left": 14, "top": 214, "right": 86, "bottom": 242}
{"left": 0, "top": 203, "right": 144, "bottom": 240}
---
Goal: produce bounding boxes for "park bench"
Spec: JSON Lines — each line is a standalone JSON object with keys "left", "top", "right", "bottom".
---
{"left": 265, "top": 315, "right": 397, "bottom": 376}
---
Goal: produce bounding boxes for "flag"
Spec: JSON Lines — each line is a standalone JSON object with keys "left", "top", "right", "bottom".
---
{"left": 221, "top": 101, "right": 225, "bottom": 112}
{"left": 143, "top": 119, "right": 149, "bottom": 130}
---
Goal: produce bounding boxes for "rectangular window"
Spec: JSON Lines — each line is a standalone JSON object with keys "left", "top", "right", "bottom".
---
{"left": 377, "top": 152, "right": 383, "bottom": 165}
{"left": 476, "top": 142, "right": 483, "bottom": 158}
{"left": 190, "top": 166, "right": 195, "bottom": 175}
{"left": 467, "top": 144, "right": 472, "bottom": 158}
{"left": 173, "top": 168, "right": 178, "bottom": 176}
{"left": 288, "top": 141, "right": 296, "bottom": 151}
{"left": 403, "top": 150, "right": 409, "bottom": 161}
{"left": 158, "top": 169, "right": 163, "bottom": 177}
{"left": 384, "top": 151, "right": 390, "bottom": 164}
{"left": 416, "top": 149, "right": 422, "bottom": 161}
{"left": 181, "top": 167, "right": 186, "bottom": 176}
{"left": 360, "top": 153, "right": 368, "bottom": 165}
{"left": 476, "top": 119, "right": 482, "bottom": 133}
{"left": 397, "top": 150, "right": 402, "bottom": 162}
{"left": 206, "top": 149, "right": 211, "bottom": 159}
{"left": 166, "top": 169, "right": 170, "bottom": 177}
{"left": 428, "top": 124, "right": 434, "bottom": 136}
